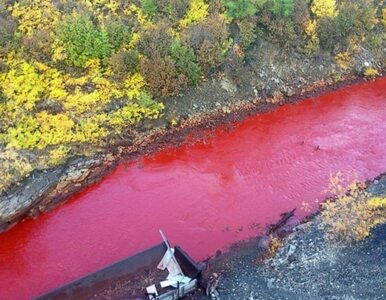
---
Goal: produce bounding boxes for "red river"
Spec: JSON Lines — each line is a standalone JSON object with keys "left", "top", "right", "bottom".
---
{"left": 0, "top": 78, "right": 386, "bottom": 299}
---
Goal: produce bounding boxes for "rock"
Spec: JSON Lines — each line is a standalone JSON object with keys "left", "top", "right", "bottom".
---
{"left": 286, "top": 244, "right": 296, "bottom": 257}
{"left": 220, "top": 78, "right": 237, "bottom": 94}
{"left": 0, "top": 154, "right": 117, "bottom": 232}
{"left": 267, "top": 278, "right": 275, "bottom": 289}
{"left": 283, "top": 86, "right": 295, "bottom": 97}
{"left": 257, "top": 235, "right": 271, "bottom": 251}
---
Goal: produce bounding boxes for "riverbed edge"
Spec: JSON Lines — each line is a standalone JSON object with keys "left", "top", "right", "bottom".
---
{"left": 191, "top": 172, "right": 386, "bottom": 299}
{"left": 0, "top": 72, "right": 385, "bottom": 233}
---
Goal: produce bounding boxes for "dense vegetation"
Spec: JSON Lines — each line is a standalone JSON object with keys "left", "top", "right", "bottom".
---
{"left": 0, "top": 0, "right": 385, "bottom": 192}
{"left": 320, "top": 173, "right": 386, "bottom": 243}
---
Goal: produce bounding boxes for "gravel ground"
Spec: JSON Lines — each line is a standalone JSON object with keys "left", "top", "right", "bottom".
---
{"left": 195, "top": 175, "right": 386, "bottom": 300}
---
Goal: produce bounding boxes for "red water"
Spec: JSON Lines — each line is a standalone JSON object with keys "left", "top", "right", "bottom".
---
{"left": 0, "top": 78, "right": 386, "bottom": 299}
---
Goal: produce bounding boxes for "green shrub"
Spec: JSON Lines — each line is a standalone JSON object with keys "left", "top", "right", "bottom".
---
{"left": 141, "top": 0, "right": 158, "bottom": 17}
{"left": 197, "top": 40, "right": 225, "bottom": 72}
{"left": 109, "top": 49, "right": 140, "bottom": 75}
{"left": 367, "top": 33, "right": 382, "bottom": 49}
{"left": 317, "top": 11, "right": 354, "bottom": 52}
{"left": 58, "top": 15, "right": 112, "bottom": 67}
{"left": 156, "top": 0, "right": 190, "bottom": 21}
{"left": 336, "top": 6, "right": 357, "bottom": 35}
{"left": 317, "top": 16, "right": 341, "bottom": 52}
{"left": 353, "top": 2, "right": 377, "bottom": 32}
{"left": 169, "top": 41, "right": 201, "bottom": 85}
{"left": 0, "top": 16, "right": 16, "bottom": 49}
{"left": 221, "top": 0, "right": 266, "bottom": 19}
{"left": 138, "top": 91, "right": 162, "bottom": 110}
{"left": 0, "top": 90, "right": 5, "bottom": 104}
{"left": 317, "top": 2, "right": 377, "bottom": 53}
{"left": 292, "top": 0, "right": 310, "bottom": 34}
{"left": 258, "top": 7, "right": 296, "bottom": 47}
{"left": 185, "top": 15, "right": 228, "bottom": 71}
{"left": 105, "top": 19, "right": 132, "bottom": 52}
{"left": 270, "top": 0, "right": 294, "bottom": 18}
{"left": 137, "top": 23, "right": 173, "bottom": 57}
{"left": 123, "top": 49, "right": 141, "bottom": 73}
{"left": 237, "top": 16, "right": 259, "bottom": 50}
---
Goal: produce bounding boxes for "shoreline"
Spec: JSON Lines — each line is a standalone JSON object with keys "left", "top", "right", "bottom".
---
{"left": 0, "top": 73, "right": 384, "bottom": 233}
{"left": 192, "top": 173, "right": 386, "bottom": 299}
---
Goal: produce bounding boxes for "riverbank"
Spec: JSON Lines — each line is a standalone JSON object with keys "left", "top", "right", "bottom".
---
{"left": 1, "top": 76, "right": 385, "bottom": 299}
{"left": 192, "top": 174, "right": 386, "bottom": 300}
{"left": 1, "top": 73, "right": 384, "bottom": 233}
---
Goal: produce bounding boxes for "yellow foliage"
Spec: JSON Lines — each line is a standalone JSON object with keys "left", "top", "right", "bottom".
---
{"left": 0, "top": 149, "right": 33, "bottom": 192}
{"left": 47, "top": 146, "right": 71, "bottom": 167}
{"left": 74, "top": 114, "right": 109, "bottom": 143}
{"left": 311, "top": 0, "right": 337, "bottom": 18}
{"left": 180, "top": 0, "right": 209, "bottom": 28}
{"left": 0, "top": 60, "right": 46, "bottom": 111}
{"left": 81, "top": 0, "right": 120, "bottom": 23}
{"left": 305, "top": 0, "right": 337, "bottom": 54}
{"left": 124, "top": 73, "right": 145, "bottom": 100}
{"left": 107, "top": 101, "right": 164, "bottom": 131}
{"left": 63, "top": 89, "right": 105, "bottom": 115}
{"left": 321, "top": 174, "right": 386, "bottom": 243}
{"left": 82, "top": 0, "right": 120, "bottom": 13}
{"left": 0, "top": 56, "right": 163, "bottom": 151}
{"left": 34, "top": 62, "right": 68, "bottom": 100}
{"left": 304, "top": 20, "right": 320, "bottom": 54}
{"left": 368, "top": 197, "right": 386, "bottom": 209}
{"left": 335, "top": 51, "right": 351, "bottom": 70}
{"left": 61, "top": 61, "right": 123, "bottom": 115}
{"left": 0, "top": 1, "right": 165, "bottom": 180}
{"left": 305, "top": 20, "right": 317, "bottom": 37}
{"left": 9, "top": 0, "right": 60, "bottom": 36}
{"left": 0, "top": 58, "right": 68, "bottom": 115}
{"left": 126, "top": 32, "right": 141, "bottom": 49}
{"left": 363, "top": 67, "right": 379, "bottom": 79}
{"left": 124, "top": 4, "right": 152, "bottom": 27}
{"left": 268, "top": 235, "right": 284, "bottom": 255}
{"left": 6, "top": 112, "right": 75, "bottom": 149}
{"left": 37, "top": 112, "right": 74, "bottom": 146}
{"left": 51, "top": 38, "right": 68, "bottom": 62}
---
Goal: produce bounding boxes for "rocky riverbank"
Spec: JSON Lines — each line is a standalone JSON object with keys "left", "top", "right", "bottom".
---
{"left": 191, "top": 174, "right": 386, "bottom": 300}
